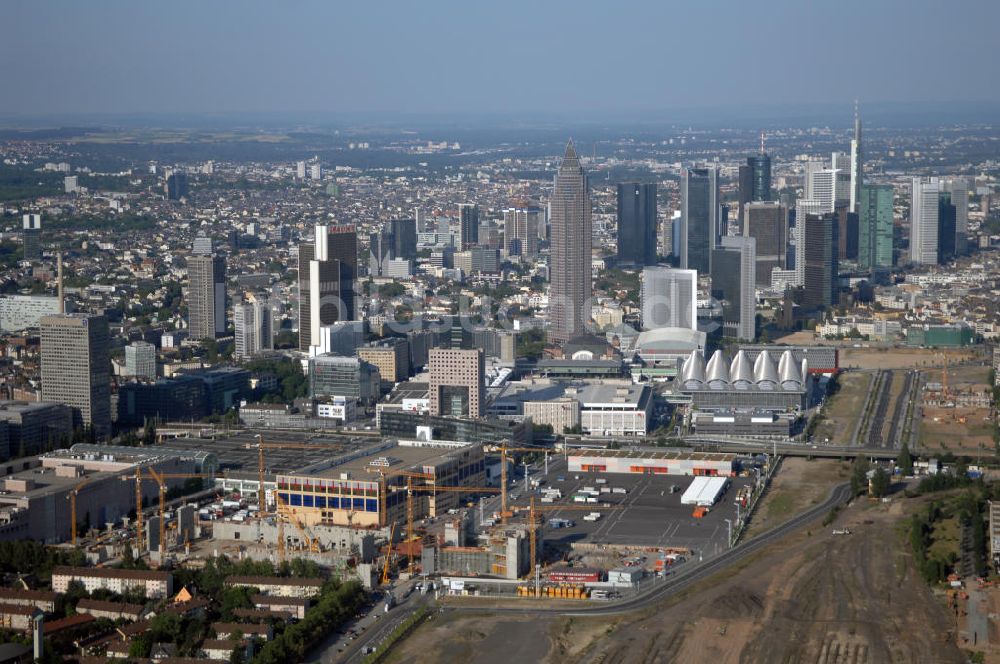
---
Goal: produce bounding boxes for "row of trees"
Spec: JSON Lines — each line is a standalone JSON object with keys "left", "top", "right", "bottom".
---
{"left": 253, "top": 580, "right": 365, "bottom": 664}
{"left": 909, "top": 489, "right": 989, "bottom": 584}
{"left": 0, "top": 540, "right": 85, "bottom": 576}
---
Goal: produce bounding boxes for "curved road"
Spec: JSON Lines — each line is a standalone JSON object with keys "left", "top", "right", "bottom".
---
{"left": 472, "top": 481, "right": 853, "bottom": 617}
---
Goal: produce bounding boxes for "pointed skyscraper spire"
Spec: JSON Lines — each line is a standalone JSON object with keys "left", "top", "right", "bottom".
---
{"left": 563, "top": 138, "right": 578, "bottom": 162}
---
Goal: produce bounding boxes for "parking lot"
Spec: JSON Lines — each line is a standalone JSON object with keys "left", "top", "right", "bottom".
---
{"left": 507, "top": 456, "right": 750, "bottom": 559}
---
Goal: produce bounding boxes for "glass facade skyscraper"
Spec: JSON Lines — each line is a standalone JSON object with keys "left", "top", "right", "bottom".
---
{"left": 747, "top": 154, "right": 772, "bottom": 202}
{"left": 858, "top": 184, "right": 893, "bottom": 270}
{"left": 681, "top": 166, "right": 719, "bottom": 274}
{"left": 298, "top": 224, "right": 358, "bottom": 351}
{"left": 616, "top": 182, "right": 657, "bottom": 266}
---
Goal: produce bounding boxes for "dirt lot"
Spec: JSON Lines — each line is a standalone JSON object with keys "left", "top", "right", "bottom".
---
{"left": 920, "top": 406, "right": 994, "bottom": 455}
{"left": 744, "top": 458, "right": 849, "bottom": 538}
{"left": 389, "top": 495, "right": 964, "bottom": 664}
{"left": 813, "top": 372, "right": 872, "bottom": 444}
{"left": 839, "top": 347, "right": 980, "bottom": 370}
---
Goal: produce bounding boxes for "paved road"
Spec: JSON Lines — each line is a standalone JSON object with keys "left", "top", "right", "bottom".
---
{"left": 966, "top": 587, "right": 989, "bottom": 648}
{"left": 306, "top": 582, "right": 430, "bottom": 663}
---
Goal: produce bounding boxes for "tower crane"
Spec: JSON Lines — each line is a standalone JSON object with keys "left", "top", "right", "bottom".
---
{"left": 67, "top": 477, "right": 90, "bottom": 546}
{"left": 124, "top": 469, "right": 212, "bottom": 558}
{"left": 248, "top": 435, "right": 336, "bottom": 514}
{"left": 274, "top": 492, "right": 320, "bottom": 556}
{"left": 520, "top": 496, "right": 621, "bottom": 589}
{"left": 401, "top": 482, "right": 502, "bottom": 572}
{"left": 380, "top": 522, "right": 397, "bottom": 585}
{"left": 494, "top": 443, "right": 551, "bottom": 524}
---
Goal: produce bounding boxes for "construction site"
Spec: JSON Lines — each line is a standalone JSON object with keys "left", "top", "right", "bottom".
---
{"left": 389, "top": 492, "right": 967, "bottom": 664}
{"left": 0, "top": 426, "right": 771, "bottom": 601}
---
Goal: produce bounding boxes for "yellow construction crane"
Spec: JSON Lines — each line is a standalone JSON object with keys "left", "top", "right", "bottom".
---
{"left": 67, "top": 477, "right": 90, "bottom": 546}
{"left": 401, "top": 482, "right": 502, "bottom": 573}
{"left": 125, "top": 470, "right": 211, "bottom": 558}
{"left": 250, "top": 435, "right": 335, "bottom": 515}
{"left": 380, "top": 522, "right": 397, "bottom": 585}
{"left": 134, "top": 467, "right": 144, "bottom": 553}
{"left": 274, "top": 492, "right": 320, "bottom": 555}
{"left": 521, "top": 496, "right": 620, "bottom": 584}
{"left": 495, "top": 444, "right": 551, "bottom": 524}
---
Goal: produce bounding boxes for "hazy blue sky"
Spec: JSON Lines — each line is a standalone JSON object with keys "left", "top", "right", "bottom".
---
{"left": 3, "top": 0, "right": 999, "bottom": 117}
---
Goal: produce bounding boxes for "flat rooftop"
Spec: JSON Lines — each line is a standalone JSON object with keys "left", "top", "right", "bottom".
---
{"left": 567, "top": 449, "right": 739, "bottom": 462}
{"left": 570, "top": 383, "right": 649, "bottom": 408}
{"left": 157, "top": 430, "right": 385, "bottom": 480}
{"left": 300, "top": 442, "right": 476, "bottom": 481}
{"left": 382, "top": 381, "right": 429, "bottom": 405}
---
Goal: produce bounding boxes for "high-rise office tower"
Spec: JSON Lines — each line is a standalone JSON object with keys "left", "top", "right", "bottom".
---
{"left": 831, "top": 151, "right": 851, "bottom": 174}
{"left": 368, "top": 232, "right": 393, "bottom": 277}
{"left": 192, "top": 231, "right": 213, "bottom": 256}
{"left": 503, "top": 207, "right": 542, "bottom": 258}
{"left": 165, "top": 171, "right": 188, "bottom": 200}
{"left": 187, "top": 250, "right": 226, "bottom": 340}
{"left": 748, "top": 152, "right": 772, "bottom": 202}
{"left": 298, "top": 224, "right": 358, "bottom": 352}
{"left": 640, "top": 267, "right": 697, "bottom": 331}
{"left": 388, "top": 218, "right": 417, "bottom": 262}
{"left": 124, "top": 341, "right": 157, "bottom": 381}
{"left": 369, "top": 219, "right": 417, "bottom": 277}
{"left": 234, "top": 296, "right": 273, "bottom": 360}
{"left": 680, "top": 166, "right": 719, "bottom": 274}
{"left": 834, "top": 205, "right": 859, "bottom": 261}
{"left": 309, "top": 163, "right": 322, "bottom": 180}
{"left": 807, "top": 169, "right": 850, "bottom": 212}
{"left": 458, "top": 203, "right": 480, "bottom": 250}
{"left": 21, "top": 214, "right": 41, "bottom": 261}
{"left": 942, "top": 178, "right": 969, "bottom": 256}
{"left": 737, "top": 165, "right": 753, "bottom": 226}
{"left": 858, "top": 184, "right": 894, "bottom": 270}
{"left": 801, "top": 213, "right": 839, "bottom": 309}
{"left": 40, "top": 313, "right": 111, "bottom": 439}
{"left": 910, "top": 177, "right": 940, "bottom": 265}
{"left": 428, "top": 348, "right": 484, "bottom": 417}
{"left": 937, "top": 192, "right": 957, "bottom": 264}
{"left": 794, "top": 200, "right": 827, "bottom": 287}
{"left": 743, "top": 202, "right": 787, "bottom": 286}
{"left": 803, "top": 160, "right": 826, "bottom": 200}
{"left": 616, "top": 183, "right": 657, "bottom": 266}
{"left": 850, "top": 104, "right": 863, "bottom": 211}
{"left": 711, "top": 236, "right": 756, "bottom": 341}
{"left": 549, "top": 140, "right": 592, "bottom": 344}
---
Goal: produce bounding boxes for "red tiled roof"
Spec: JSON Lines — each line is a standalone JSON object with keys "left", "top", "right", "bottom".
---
{"left": 44, "top": 613, "right": 94, "bottom": 634}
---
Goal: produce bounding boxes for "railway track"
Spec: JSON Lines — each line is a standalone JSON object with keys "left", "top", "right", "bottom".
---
{"left": 467, "top": 482, "right": 854, "bottom": 617}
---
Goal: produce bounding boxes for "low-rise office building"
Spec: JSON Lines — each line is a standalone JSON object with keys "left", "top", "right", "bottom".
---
{"left": 568, "top": 450, "right": 739, "bottom": 476}
{"left": 0, "top": 401, "right": 73, "bottom": 459}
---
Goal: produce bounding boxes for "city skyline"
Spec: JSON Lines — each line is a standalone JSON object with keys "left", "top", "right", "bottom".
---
{"left": 2, "top": 1, "right": 999, "bottom": 117}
